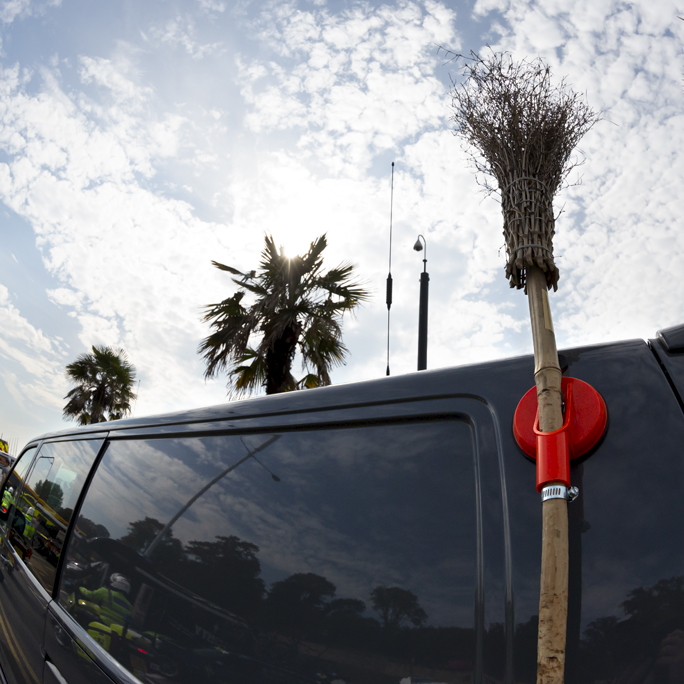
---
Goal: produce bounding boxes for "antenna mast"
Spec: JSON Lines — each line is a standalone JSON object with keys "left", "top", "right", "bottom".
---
{"left": 386, "top": 162, "right": 394, "bottom": 376}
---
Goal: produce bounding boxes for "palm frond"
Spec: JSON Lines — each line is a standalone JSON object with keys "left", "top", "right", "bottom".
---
{"left": 235, "top": 279, "right": 269, "bottom": 298}
{"left": 211, "top": 261, "right": 247, "bottom": 277}
{"left": 228, "top": 348, "right": 268, "bottom": 398}
{"left": 301, "top": 234, "right": 327, "bottom": 270}
{"left": 295, "top": 373, "right": 323, "bottom": 390}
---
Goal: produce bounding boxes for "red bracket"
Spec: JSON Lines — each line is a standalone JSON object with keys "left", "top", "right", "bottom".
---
{"left": 513, "top": 377, "right": 607, "bottom": 492}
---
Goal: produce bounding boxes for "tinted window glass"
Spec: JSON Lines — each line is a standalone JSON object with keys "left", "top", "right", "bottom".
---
{"left": 0, "top": 446, "right": 37, "bottom": 551}
{"left": 59, "top": 422, "right": 477, "bottom": 684}
{"left": 0, "top": 446, "right": 37, "bottom": 511}
{"left": 14, "top": 440, "right": 102, "bottom": 593}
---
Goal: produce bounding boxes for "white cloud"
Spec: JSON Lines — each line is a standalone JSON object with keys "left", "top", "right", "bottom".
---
{"left": 0, "top": 0, "right": 29, "bottom": 23}
{"left": 0, "top": 283, "right": 65, "bottom": 410}
{"left": 0, "top": 56, "right": 234, "bottom": 420}
{"left": 47, "top": 287, "right": 83, "bottom": 310}
{"left": 0, "top": 0, "right": 60, "bottom": 25}
{"left": 148, "top": 15, "right": 224, "bottom": 59}
{"left": 196, "top": 0, "right": 225, "bottom": 12}
{"left": 79, "top": 55, "right": 151, "bottom": 105}
{"left": 430, "top": 296, "right": 525, "bottom": 368}
{"left": 238, "top": 0, "right": 460, "bottom": 176}
{"left": 0, "top": 286, "right": 48, "bottom": 352}
{"left": 74, "top": 313, "right": 121, "bottom": 349}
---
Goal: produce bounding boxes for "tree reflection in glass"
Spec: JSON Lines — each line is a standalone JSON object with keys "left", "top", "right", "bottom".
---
{"left": 60, "top": 420, "right": 479, "bottom": 684}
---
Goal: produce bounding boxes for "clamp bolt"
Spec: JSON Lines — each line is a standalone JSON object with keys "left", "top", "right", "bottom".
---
{"left": 541, "top": 485, "right": 580, "bottom": 503}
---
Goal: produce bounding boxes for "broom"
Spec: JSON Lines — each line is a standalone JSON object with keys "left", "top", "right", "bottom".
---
{"left": 449, "top": 51, "right": 599, "bottom": 683}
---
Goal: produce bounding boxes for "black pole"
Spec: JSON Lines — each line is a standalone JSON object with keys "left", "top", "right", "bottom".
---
{"left": 417, "top": 268, "right": 429, "bottom": 371}
{"left": 386, "top": 162, "right": 395, "bottom": 377}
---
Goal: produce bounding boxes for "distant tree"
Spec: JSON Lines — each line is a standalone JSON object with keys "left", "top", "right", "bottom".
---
{"left": 370, "top": 586, "right": 427, "bottom": 629}
{"left": 578, "top": 577, "right": 684, "bottom": 681}
{"left": 120, "top": 516, "right": 185, "bottom": 568}
{"left": 265, "top": 572, "right": 337, "bottom": 635}
{"left": 75, "top": 516, "right": 110, "bottom": 539}
{"left": 268, "top": 572, "right": 336, "bottom": 610}
{"left": 324, "top": 598, "right": 370, "bottom": 648}
{"left": 198, "top": 234, "right": 368, "bottom": 396}
{"left": 121, "top": 516, "right": 176, "bottom": 551}
{"left": 621, "top": 576, "right": 684, "bottom": 624}
{"left": 325, "top": 598, "right": 366, "bottom": 617}
{"left": 34, "top": 479, "right": 63, "bottom": 511}
{"left": 180, "top": 535, "right": 265, "bottom": 618}
{"left": 63, "top": 345, "right": 137, "bottom": 425}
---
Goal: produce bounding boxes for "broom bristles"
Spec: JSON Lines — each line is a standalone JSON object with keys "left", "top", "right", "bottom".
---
{"left": 450, "top": 51, "right": 599, "bottom": 291}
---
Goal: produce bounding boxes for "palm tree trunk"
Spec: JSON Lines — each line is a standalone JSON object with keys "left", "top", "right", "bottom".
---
{"left": 265, "top": 324, "right": 300, "bottom": 394}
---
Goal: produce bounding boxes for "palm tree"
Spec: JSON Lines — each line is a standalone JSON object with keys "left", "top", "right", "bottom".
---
{"left": 63, "top": 345, "right": 137, "bottom": 425}
{"left": 199, "top": 234, "right": 368, "bottom": 396}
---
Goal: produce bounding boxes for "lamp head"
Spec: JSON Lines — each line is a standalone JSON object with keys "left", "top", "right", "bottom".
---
{"left": 413, "top": 238, "right": 423, "bottom": 252}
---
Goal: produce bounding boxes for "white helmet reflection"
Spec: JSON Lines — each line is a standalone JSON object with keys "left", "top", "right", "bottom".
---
{"left": 110, "top": 573, "right": 130, "bottom": 594}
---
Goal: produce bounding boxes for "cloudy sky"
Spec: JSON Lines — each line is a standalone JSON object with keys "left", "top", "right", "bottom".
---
{"left": 0, "top": 0, "right": 682, "bottom": 450}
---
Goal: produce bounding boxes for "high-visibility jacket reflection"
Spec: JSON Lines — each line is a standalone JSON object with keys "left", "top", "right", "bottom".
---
{"left": 1, "top": 488, "right": 13, "bottom": 510}
{"left": 79, "top": 579, "right": 133, "bottom": 628}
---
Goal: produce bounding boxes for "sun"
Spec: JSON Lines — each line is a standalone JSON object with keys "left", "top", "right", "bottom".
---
{"left": 278, "top": 232, "right": 312, "bottom": 260}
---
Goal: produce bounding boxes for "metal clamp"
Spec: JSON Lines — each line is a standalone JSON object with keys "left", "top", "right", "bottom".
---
{"left": 541, "top": 485, "right": 579, "bottom": 503}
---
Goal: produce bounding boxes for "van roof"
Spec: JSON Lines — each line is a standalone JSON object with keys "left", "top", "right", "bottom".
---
{"left": 26, "top": 337, "right": 650, "bottom": 448}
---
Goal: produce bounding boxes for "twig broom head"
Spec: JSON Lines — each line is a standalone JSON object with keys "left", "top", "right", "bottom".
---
{"left": 450, "top": 51, "right": 599, "bottom": 291}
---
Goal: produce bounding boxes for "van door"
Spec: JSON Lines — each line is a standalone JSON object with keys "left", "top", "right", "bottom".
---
{"left": 0, "top": 438, "right": 103, "bottom": 684}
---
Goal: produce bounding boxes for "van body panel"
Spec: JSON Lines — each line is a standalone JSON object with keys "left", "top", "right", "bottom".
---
{"left": 499, "top": 338, "right": 684, "bottom": 682}
{"left": 650, "top": 336, "right": 684, "bottom": 408}
{"left": 0, "top": 565, "right": 48, "bottom": 684}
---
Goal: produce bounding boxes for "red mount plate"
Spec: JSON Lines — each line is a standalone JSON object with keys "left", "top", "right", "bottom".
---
{"left": 513, "top": 377, "right": 607, "bottom": 491}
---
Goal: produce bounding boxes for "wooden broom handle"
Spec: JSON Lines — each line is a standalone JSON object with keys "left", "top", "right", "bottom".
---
{"left": 527, "top": 265, "right": 568, "bottom": 684}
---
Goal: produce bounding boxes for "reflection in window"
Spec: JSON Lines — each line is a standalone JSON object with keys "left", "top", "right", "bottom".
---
{"left": 0, "top": 446, "right": 37, "bottom": 522}
{"left": 5, "top": 440, "right": 102, "bottom": 593}
{"left": 60, "top": 422, "right": 477, "bottom": 684}
{"left": 0, "top": 446, "right": 37, "bottom": 565}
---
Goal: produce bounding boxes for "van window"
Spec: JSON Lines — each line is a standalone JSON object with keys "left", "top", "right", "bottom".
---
{"left": 0, "top": 446, "right": 37, "bottom": 513}
{"left": 13, "top": 439, "right": 103, "bottom": 593}
{"left": 0, "top": 446, "right": 38, "bottom": 546}
{"left": 59, "top": 421, "right": 477, "bottom": 684}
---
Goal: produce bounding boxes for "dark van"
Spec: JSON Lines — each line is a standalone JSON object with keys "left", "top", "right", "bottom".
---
{"left": 2, "top": 324, "right": 684, "bottom": 684}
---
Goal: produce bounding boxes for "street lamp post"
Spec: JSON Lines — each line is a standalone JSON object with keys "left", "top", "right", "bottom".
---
{"left": 413, "top": 235, "right": 429, "bottom": 371}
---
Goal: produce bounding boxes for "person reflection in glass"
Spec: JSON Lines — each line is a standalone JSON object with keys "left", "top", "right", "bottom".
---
{"left": 1, "top": 487, "right": 13, "bottom": 511}
{"left": 78, "top": 573, "right": 133, "bottom": 628}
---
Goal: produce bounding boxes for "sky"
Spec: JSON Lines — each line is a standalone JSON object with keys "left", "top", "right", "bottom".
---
{"left": 0, "top": 0, "right": 682, "bottom": 450}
